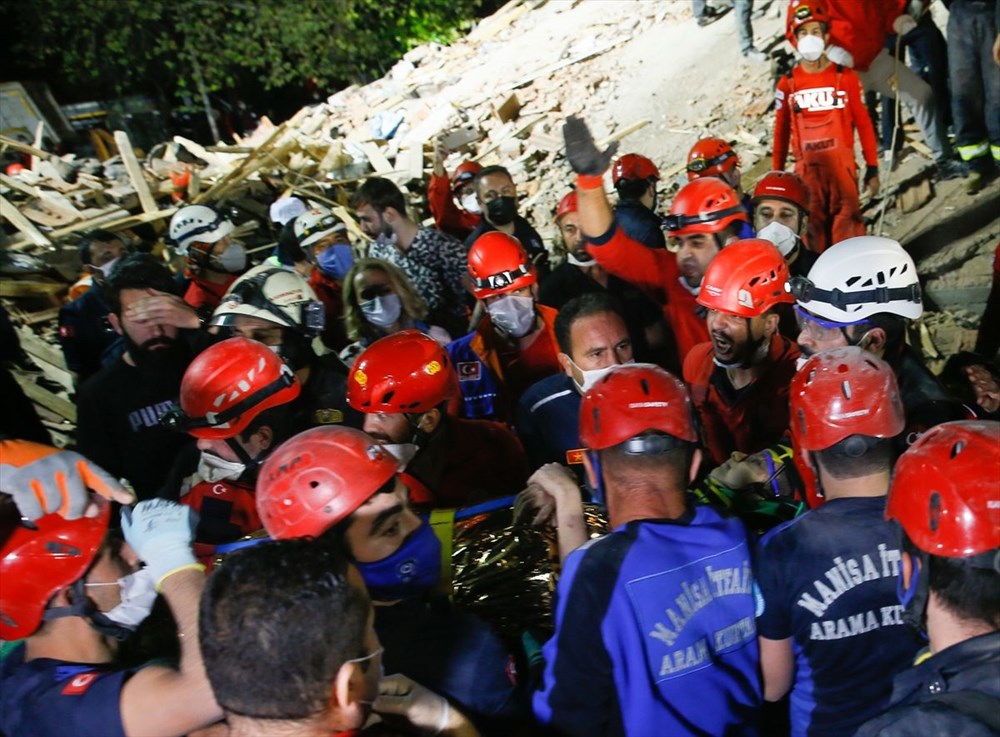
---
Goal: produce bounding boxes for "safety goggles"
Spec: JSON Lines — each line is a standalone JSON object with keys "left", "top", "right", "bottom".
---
{"left": 662, "top": 204, "right": 745, "bottom": 232}
{"left": 473, "top": 264, "right": 531, "bottom": 293}
{"left": 793, "top": 305, "right": 869, "bottom": 341}
{"left": 786, "top": 275, "right": 921, "bottom": 311}
{"left": 686, "top": 151, "right": 737, "bottom": 174}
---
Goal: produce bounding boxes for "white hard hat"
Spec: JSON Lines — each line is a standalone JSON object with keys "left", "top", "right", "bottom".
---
{"left": 169, "top": 205, "right": 234, "bottom": 255}
{"left": 269, "top": 197, "right": 307, "bottom": 226}
{"left": 212, "top": 264, "right": 324, "bottom": 336}
{"left": 294, "top": 209, "right": 347, "bottom": 248}
{"left": 790, "top": 236, "right": 923, "bottom": 322}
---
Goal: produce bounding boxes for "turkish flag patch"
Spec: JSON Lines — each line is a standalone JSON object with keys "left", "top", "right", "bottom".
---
{"left": 62, "top": 672, "right": 99, "bottom": 695}
{"left": 457, "top": 362, "right": 481, "bottom": 382}
{"left": 565, "top": 449, "right": 585, "bottom": 465}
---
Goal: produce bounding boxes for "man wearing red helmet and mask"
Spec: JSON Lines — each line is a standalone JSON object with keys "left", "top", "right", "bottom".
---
{"left": 750, "top": 170, "right": 818, "bottom": 277}
{"left": 256, "top": 426, "right": 531, "bottom": 734}
{"left": 755, "top": 348, "right": 922, "bottom": 737}
{"left": 446, "top": 232, "right": 561, "bottom": 425}
{"left": 682, "top": 239, "right": 800, "bottom": 466}
{"left": 347, "top": 330, "right": 529, "bottom": 507}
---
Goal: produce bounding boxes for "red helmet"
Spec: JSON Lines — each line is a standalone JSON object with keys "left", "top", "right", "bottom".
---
{"left": 175, "top": 337, "right": 301, "bottom": 440}
{"left": 612, "top": 154, "right": 660, "bottom": 185}
{"left": 752, "top": 170, "right": 810, "bottom": 212}
{"left": 0, "top": 496, "right": 111, "bottom": 640}
{"left": 696, "top": 239, "right": 795, "bottom": 317}
{"left": 468, "top": 231, "right": 536, "bottom": 300}
{"left": 555, "top": 191, "right": 578, "bottom": 221}
{"left": 886, "top": 421, "right": 1000, "bottom": 558}
{"left": 686, "top": 138, "right": 740, "bottom": 181}
{"left": 348, "top": 330, "right": 455, "bottom": 413}
{"left": 786, "top": 0, "right": 830, "bottom": 43}
{"left": 256, "top": 426, "right": 401, "bottom": 540}
{"left": 451, "top": 161, "right": 483, "bottom": 193}
{"left": 664, "top": 177, "right": 749, "bottom": 236}
{"left": 579, "top": 364, "right": 697, "bottom": 450}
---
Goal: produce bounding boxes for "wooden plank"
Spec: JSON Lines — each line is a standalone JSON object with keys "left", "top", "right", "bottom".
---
{"left": 359, "top": 141, "right": 394, "bottom": 174}
{"left": 12, "top": 372, "right": 77, "bottom": 423}
{"left": 114, "top": 130, "right": 159, "bottom": 215}
{"left": 598, "top": 119, "right": 650, "bottom": 148}
{"left": 0, "top": 280, "right": 66, "bottom": 298}
{"left": 0, "top": 172, "right": 42, "bottom": 198}
{"left": 31, "top": 121, "right": 45, "bottom": 172}
{"left": 1, "top": 195, "right": 52, "bottom": 247}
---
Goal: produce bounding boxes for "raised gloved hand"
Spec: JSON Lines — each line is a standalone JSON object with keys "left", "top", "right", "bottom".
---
{"left": 892, "top": 14, "right": 917, "bottom": 36}
{"left": 825, "top": 44, "right": 854, "bottom": 68}
{"left": 0, "top": 439, "right": 134, "bottom": 520}
{"left": 374, "top": 674, "right": 472, "bottom": 736}
{"left": 120, "top": 499, "right": 201, "bottom": 589}
{"left": 563, "top": 115, "right": 619, "bottom": 176}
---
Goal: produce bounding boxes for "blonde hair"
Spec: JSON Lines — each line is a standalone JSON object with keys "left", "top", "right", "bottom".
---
{"left": 342, "top": 258, "right": 428, "bottom": 342}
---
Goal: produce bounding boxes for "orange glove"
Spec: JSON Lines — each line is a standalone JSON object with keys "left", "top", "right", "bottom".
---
{"left": 0, "top": 439, "right": 135, "bottom": 520}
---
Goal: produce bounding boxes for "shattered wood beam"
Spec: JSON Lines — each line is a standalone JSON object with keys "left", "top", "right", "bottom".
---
{"left": 31, "top": 121, "right": 45, "bottom": 172}
{"left": 598, "top": 119, "right": 651, "bottom": 147}
{"left": 12, "top": 373, "right": 77, "bottom": 423}
{"left": 0, "top": 195, "right": 52, "bottom": 247}
{"left": 0, "top": 135, "right": 60, "bottom": 165}
{"left": 0, "top": 172, "right": 42, "bottom": 198}
{"left": 0, "top": 280, "right": 65, "bottom": 298}
{"left": 113, "top": 130, "right": 159, "bottom": 215}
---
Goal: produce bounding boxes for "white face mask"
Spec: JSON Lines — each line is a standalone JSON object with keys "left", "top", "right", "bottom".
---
{"left": 487, "top": 294, "right": 536, "bottom": 338}
{"left": 382, "top": 442, "right": 418, "bottom": 470}
{"left": 570, "top": 358, "right": 631, "bottom": 395}
{"left": 460, "top": 193, "right": 482, "bottom": 215}
{"left": 197, "top": 451, "right": 246, "bottom": 483}
{"left": 86, "top": 567, "right": 158, "bottom": 630}
{"left": 757, "top": 220, "right": 799, "bottom": 258}
{"left": 797, "top": 34, "right": 826, "bottom": 62}
{"left": 361, "top": 293, "right": 403, "bottom": 329}
{"left": 795, "top": 355, "right": 809, "bottom": 371}
{"left": 212, "top": 241, "right": 247, "bottom": 273}
{"left": 97, "top": 256, "right": 121, "bottom": 277}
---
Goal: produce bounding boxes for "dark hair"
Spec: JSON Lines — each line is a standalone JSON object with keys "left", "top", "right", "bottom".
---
{"left": 200, "top": 537, "right": 370, "bottom": 719}
{"left": 78, "top": 229, "right": 122, "bottom": 265}
{"left": 352, "top": 177, "right": 406, "bottom": 217}
{"left": 554, "top": 292, "right": 626, "bottom": 356}
{"left": 902, "top": 536, "right": 1000, "bottom": 628}
{"left": 814, "top": 435, "right": 894, "bottom": 479}
{"left": 614, "top": 178, "right": 652, "bottom": 201}
{"left": 848, "top": 313, "right": 906, "bottom": 357}
{"left": 475, "top": 165, "right": 514, "bottom": 194}
{"left": 239, "top": 403, "right": 296, "bottom": 446}
{"left": 102, "top": 253, "right": 177, "bottom": 315}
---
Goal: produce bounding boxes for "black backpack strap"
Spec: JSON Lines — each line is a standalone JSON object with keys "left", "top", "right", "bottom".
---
{"left": 931, "top": 691, "right": 1000, "bottom": 731}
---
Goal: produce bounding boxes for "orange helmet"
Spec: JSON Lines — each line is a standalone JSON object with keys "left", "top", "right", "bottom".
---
{"left": 612, "top": 154, "right": 660, "bottom": 185}
{"left": 170, "top": 337, "right": 300, "bottom": 439}
{"left": 752, "top": 170, "right": 810, "bottom": 212}
{"left": 0, "top": 496, "right": 111, "bottom": 640}
{"left": 786, "top": 0, "right": 830, "bottom": 43}
{"left": 579, "top": 364, "right": 697, "bottom": 450}
{"left": 663, "top": 177, "right": 749, "bottom": 237}
{"left": 256, "top": 426, "right": 401, "bottom": 540}
{"left": 348, "top": 330, "right": 455, "bottom": 413}
{"left": 555, "top": 191, "right": 578, "bottom": 221}
{"left": 696, "top": 239, "right": 795, "bottom": 317}
{"left": 468, "top": 231, "right": 536, "bottom": 300}
{"left": 686, "top": 138, "right": 740, "bottom": 181}
{"left": 451, "top": 161, "right": 483, "bottom": 193}
{"left": 886, "top": 421, "right": 1000, "bottom": 558}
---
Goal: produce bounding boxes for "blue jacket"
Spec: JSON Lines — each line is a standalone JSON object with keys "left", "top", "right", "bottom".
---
{"left": 516, "top": 373, "right": 586, "bottom": 481}
{"left": 614, "top": 199, "right": 665, "bottom": 250}
{"left": 534, "top": 506, "right": 762, "bottom": 736}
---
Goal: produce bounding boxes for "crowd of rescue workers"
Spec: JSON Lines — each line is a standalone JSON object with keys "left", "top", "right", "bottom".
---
{"left": 1, "top": 1, "right": 999, "bottom": 736}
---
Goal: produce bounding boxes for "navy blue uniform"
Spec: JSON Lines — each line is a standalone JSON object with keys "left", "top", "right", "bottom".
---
{"left": 613, "top": 199, "right": 665, "bottom": 250}
{"left": 755, "top": 497, "right": 923, "bottom": 737}
{"left": 0, "top": 643, "right": 134, "bottom": 737}
{"left": 534, "top": 506, "right": 762, "bottom": 736}
{"left": 515, "top": 373, "right": 587, "bottom": 481}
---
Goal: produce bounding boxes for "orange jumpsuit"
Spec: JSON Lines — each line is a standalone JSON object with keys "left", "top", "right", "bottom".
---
{"left": 773, "top": 63, "right": 878, "bottom": 253}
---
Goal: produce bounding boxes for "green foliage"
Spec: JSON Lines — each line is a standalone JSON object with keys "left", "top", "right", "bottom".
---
{"left": 10, "top": 0, "right": 484, "bottom": 102}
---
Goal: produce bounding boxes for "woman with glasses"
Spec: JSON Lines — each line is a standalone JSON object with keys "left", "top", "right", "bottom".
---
{"left": 340, "top": 258, "right": 452, "bottom": 366}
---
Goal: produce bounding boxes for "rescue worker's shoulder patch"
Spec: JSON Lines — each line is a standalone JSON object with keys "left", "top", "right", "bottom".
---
{"left": 60, "top": 671, "right": 100, "bottom": 695}
{"left": 313, "top": 408, "right": 344, "bottom": 425}
{"left": 566, "top": 448, "right": 585, "bottom": 465}
{"left": 457, "top": 362, "right": 481, "bottom": 382}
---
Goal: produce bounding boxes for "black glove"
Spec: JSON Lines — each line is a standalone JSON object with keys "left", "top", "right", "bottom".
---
{"left": 563, "top": 115, "right": 619, "bottom": 176}
{"left": 864, "top": 165, "right": 879, "bottom": 184}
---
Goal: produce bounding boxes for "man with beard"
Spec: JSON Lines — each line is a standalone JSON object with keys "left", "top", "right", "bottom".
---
{"left": 353, "top": 177, "right": 469, "bottom": 338}
{"left": 347, "top": 330, "right": 529, "bottom": 508}
{"left": 682, "top": 239, "right": 800, "bottom": 467}
{"left": 750, "top": 170, "right": 818, "bottom": 278}
{"left": 75, "top": 254, "right": 208, "bottom": 501}
{"left": 159, "top": 337, "right": 301, "bottom": 544}
{"left": 463, "top": 165, "right": 550, "bottom": 280}
{"left": 446, "top": 232, "right": 561, "bottom": 425}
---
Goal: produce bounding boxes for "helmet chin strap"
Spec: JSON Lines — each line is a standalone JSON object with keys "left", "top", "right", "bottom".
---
{"left": 897, "top": 550, "right": 930, "bottom": 638}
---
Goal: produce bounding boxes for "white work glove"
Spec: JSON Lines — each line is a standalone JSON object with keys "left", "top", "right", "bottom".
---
{"left": 892, "top": 14, "right": 918, "bottom": 36}
{"left": 825, "top": 44, "right": 854, "bottom": 68}
{"left": 374, "top": 674, "right": 462, "bottom": 735}
{"left": 0, "top": 439, "right": 134, "bottom": 520}
{"left": 120, "top": 499, "right": 201, "bottom": 589}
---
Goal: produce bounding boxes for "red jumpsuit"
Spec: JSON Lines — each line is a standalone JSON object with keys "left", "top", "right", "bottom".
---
{"left": 183, "top": 275, "right": 235, "bottom": 315}
{"left": 427, "top": 172, "right": 481, "bottom": 241}
{"left": 307, "top": 269, "right": 349, "bottom": 351}
{"left": 773, "top": 63, "right": 878, "bottom": 253}
{"left": 682, "top": 334, "right": 800, "bottom": 467}
{"left": 587, "top": 222, "right": 709, "bottom": 363}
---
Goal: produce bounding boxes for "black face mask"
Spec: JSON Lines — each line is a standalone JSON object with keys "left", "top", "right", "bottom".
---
{"left": 486, "top": 196, "right": 517, "bottom": 226}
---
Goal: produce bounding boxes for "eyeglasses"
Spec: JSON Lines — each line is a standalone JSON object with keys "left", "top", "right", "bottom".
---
{"left": 345, "top": 646, "right": 384, "bottom": 673}
{"left": 480, "top": 185, "right": 516, "bottom": 203}
{"left": 359, "top": 284, "right": 394, "bottom": 302}
{"left": 794, "top": 305, "right": 868, "bottom": 341}
{"left": 686, "top": 151, "right": 737, "bottom": 174}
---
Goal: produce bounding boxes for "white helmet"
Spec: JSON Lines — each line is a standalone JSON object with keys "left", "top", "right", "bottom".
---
{"left": 269, "top": 197, "right": 307, "bottom": 226}
{"left": 169, "top": 205, "right": 234, "bottom": 255}
{"left": 294, "top": 209, "right": 347, "bottom": 248}
{"left": 789, "top": 236, "right": 923, "bottom": 322}
{"left": 211, "top": 264, "right": 325, "bottom": 337}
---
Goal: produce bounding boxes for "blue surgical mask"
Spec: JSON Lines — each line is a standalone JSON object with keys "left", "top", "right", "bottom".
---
{"left": 355, "top": 520, "right": 442, "bottom": 601}
{"left": 317, "top": 244, "right": 355, "bottom": 280}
